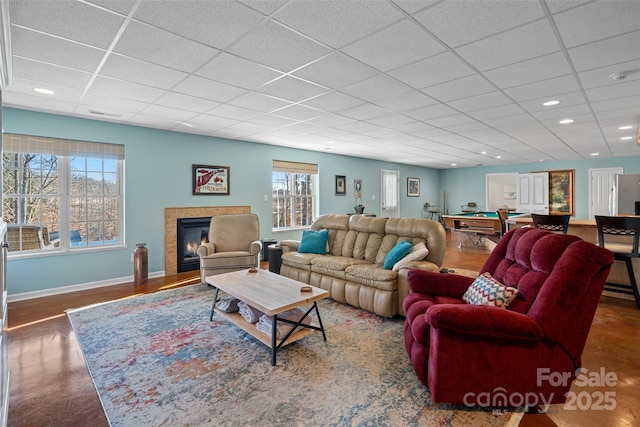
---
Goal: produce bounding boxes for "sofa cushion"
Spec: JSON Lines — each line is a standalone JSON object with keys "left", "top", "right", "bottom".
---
{"left": 462, "top": 272, "right": 518, "bottom": 308}
{"left": 281, "top": 251, "right": 320, "bottom": 270}
{"left": 345, "top": 264, "right": 397, "bottom": 291}
{"left": 298, "top": 229, "right": 329, "bottom": 254}
{"left": 383, "top": 239, "right": 412, "bottom": 269}
{"left": 312, "top": 255, "right": 369, "bottom": 271}
{"left": 392, "top": 242, "right": 429, "bottom": 272}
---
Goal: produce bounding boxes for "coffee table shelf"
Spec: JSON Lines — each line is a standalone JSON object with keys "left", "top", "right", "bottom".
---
{"left": 206, "top": 269, "right": 329, "bottom": 365}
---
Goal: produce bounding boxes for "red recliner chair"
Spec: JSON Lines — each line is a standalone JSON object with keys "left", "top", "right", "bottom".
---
{"left": 404, "top": 227, "right": 614, "bottom": 408}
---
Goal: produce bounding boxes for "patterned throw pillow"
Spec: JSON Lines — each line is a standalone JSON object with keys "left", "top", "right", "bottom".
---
{"left": 462, "top": 272, "right": 518, "bottom": 308}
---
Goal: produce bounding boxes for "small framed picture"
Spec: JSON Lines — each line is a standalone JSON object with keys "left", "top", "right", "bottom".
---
{"left": 354, "top": 179, "right": 362, "bottom": 198}
{"left": 407, "top": 177, "right": 420, "bottom": 197}
{"left": 192, "top": 164, "right": 230, "bottom": 195}
{"left": 335, "top": 175, "right": 346, "bottom": 195}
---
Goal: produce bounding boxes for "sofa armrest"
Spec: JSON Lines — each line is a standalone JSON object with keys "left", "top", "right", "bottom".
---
{"left": 197, "top": 242, "right": 216, "bottom": 257}
{"left": 407, "top": 268, "right": 473, "bottom": 299}
{"left": 426, "top": 304, "right": 543, "bottom": 342}
{"left": 280, "top": 240, "right": 300, "bottom": 253}
{"left": 250, "top": 240, "right": 262, "bottom": 255}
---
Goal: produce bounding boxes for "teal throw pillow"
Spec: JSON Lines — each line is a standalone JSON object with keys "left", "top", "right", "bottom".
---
{"left": 383, "top": 239, "right": 412, "bottom": 269}
{"left": 298, "top": 229, "right": 329, "bottom": 255}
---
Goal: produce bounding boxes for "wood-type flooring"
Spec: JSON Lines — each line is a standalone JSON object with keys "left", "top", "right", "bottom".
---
{"left": 7, "top": 232, "right": 639, "bottom": 426}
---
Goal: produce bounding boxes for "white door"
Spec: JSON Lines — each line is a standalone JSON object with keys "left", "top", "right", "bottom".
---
{"left": 589, "top": 167, "right": 623, "bottom": 218}
{"left": 516, "top": 173, "right": 549, "bottom": 213}
{"left": 381, "top": 169, "right": 399, "bottom": 218}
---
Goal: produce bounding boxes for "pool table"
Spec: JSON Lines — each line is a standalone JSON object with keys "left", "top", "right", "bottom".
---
{"left": 442, "top": 211, "right": 527, "bottom": 234}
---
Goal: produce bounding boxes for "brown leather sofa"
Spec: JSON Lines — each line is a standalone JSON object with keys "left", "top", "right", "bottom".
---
{"left": 280, "top": 214, "right": 446, "bottom": 318}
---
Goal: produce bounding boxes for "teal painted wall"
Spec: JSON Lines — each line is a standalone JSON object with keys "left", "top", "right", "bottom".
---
{"left": 2, "top": 108, "right": 439, "bottom": 295}
{"left": 440, "top": 157, "right": 640, "bottom": 219}
{"left": 5, "top": 107, "right": 639, "bottom": 296}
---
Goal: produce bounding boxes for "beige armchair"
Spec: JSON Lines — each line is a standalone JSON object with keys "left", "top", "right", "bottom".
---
{"left": 196, "top": 213, "right": 262, "bottom": 284}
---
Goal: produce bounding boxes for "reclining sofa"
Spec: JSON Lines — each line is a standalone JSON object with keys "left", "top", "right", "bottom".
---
{"left": 279, "top": 214, "right": 446, "bottom": 318}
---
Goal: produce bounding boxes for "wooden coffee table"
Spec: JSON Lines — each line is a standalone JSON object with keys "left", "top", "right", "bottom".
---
{"left": 206, "top": 269, "right": 329, "bottom": 365}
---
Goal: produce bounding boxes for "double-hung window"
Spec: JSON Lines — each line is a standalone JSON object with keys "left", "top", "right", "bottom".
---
{"left": 272, "top": 160, "right": 318, "bottom": 231}
{"left": 2, "top": 134, "right": 124, "bottom": 254}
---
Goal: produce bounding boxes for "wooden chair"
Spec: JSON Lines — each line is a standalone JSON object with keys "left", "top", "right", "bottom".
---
{"left": 496, "top": 209, "right": 509, "bottom": 238}
{"left": 595, "top": 215, "right": 640, "bottom": 309}
{"left": 531, "top": 213, "right": 570, "bottom": 234}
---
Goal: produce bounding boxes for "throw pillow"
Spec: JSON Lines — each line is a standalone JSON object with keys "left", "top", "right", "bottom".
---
{"left": 383, "top": 239, "right": 413, "bottom": 270}
{"left": 392, "top": 242, "right": 429, "bottom": 272}
{"left": 462, "top": 272, "right": 518, "bottom": 308}
{"left": 298, "top": 229, "right": 329, "bottom": 255}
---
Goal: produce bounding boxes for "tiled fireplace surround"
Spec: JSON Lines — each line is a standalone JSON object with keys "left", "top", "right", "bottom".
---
{"left": 164, "top": 205, "right": 251, "bottom": 276}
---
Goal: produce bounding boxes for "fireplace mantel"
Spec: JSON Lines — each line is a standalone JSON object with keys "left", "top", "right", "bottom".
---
{"left": 164, "top": 206, "right": 251, "bottom": 276}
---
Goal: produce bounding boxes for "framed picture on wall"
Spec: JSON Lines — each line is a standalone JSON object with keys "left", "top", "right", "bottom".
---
{"left": 192, "top": 164, "right": 230, "bottom": 195}
{"left": 407, "top": 177, "right": 420, "bottom": 197}
{"left": 548, "top": 169, "right": 574, "bottom": 216}
{"left": 335, "top": 175, "right": 346, "bottom": 195}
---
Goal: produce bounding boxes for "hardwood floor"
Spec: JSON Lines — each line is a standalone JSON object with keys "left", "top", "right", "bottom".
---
{"left": 7, "top": 232, "right": 639, "bottom": 426}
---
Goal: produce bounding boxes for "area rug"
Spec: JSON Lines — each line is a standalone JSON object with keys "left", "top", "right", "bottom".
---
{"left": 67, "top": 284, "right": 524, "bottom": 427}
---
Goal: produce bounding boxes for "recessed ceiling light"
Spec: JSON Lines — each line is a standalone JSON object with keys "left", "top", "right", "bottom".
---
{"left": 181, "top": 123, "right": 195, "bottom": 128}
{"left": 621, "top": 136, "right": 633, "bottom": 140}
{"left": 34, "top": 87, "right": 55, "bottom": 95}
{"left": 326, "top": 141, "right": 334, "bottom": 144}
{"left": 619, "top": 125, "right": 633, "bottom": 130}
{"left": 481, "top": 151, "right": 487, "bottom": 155}
{"left": 496, "top": 155, "right": 502, "bottom": 159}
{"left": 450, "top": 163, "right": 457, "bottom": 167}
{"left": 543, "top": 100, "right": 560, "bottom": 106}
{"left": 590, "top": 153, "right": 600, "bottom": 156}
{"left": 559, "top": 119, "right": 574, "bottom": 124}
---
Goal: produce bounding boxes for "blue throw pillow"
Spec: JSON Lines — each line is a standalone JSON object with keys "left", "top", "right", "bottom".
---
{"left": 298, "top": 229, "right": 329, "bottom": 255}
{"left": 383, "top": 239, "right": 412, "bottom": 270}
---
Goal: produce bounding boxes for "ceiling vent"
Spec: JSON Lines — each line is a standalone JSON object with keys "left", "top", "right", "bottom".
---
{"left": 89, "top": 110, "right": 122, "bottom": 118}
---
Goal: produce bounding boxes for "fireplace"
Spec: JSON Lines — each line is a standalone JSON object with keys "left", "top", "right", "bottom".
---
{"left": 176, "top": 217, "right": 210, "bottom": 273}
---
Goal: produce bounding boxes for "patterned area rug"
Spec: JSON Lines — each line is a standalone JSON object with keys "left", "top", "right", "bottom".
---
{"left": 67, "top": 284, "right": 524, "bottom": 427}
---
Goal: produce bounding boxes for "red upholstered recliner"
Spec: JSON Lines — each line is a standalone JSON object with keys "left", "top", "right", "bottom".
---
{"left": 404, "top": 227, "right": 614, "bottom": 407}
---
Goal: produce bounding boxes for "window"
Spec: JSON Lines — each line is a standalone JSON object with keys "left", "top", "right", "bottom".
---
{"left": 2, "top": 134, "right": 124, "bottom": 254}
{"left": 272, "top": 160, "right": 318, "bottom": 230}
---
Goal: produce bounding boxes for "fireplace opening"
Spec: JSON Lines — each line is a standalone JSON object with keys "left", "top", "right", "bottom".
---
{"left": 177, "top": 217, "right": 211, "bottom": 273}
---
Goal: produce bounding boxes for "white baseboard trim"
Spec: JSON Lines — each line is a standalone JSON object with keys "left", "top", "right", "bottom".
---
{"left": 8, "top": 270, "right": 166, "bottom": 303}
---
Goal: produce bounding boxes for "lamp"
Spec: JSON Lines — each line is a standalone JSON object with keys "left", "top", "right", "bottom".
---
{"left": 0, "top": 0, "right": 13, "bottom": 89}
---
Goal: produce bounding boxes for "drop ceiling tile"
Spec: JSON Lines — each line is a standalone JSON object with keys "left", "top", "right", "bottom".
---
{"left": 413, "top": 0, "right": 544, "bottom": 48}
{"left": 503, "top": 75, "right": 581, "bottom": 101}
{"left": 530, "top": 103, "right": 591, "bottom": 120}
{"left": 339, "top": 103, "right": 392, "bottom": 121}
{"left": 3, "top": 91, "right": 77, "bottom": 114}
{"left": 367, "top": 114, "right": 415, "bottom": 128}
{"left": 11, "top": 26, "right": 105, "bottom": 73}
{"left": 518, "top": 91, "right": 587, "bottom": 113}
{"left": 545, "top": 1, "right": 592, "bottom": 14}
{"left": 7, "top": 78, "right": 84, "bottom": 103}
{"left": 189, "top": 114, "right": 240, "bottom": 128}
{"left": 80, "top": 92, "right": 148, "bottom": 114}
{"left": 273, "top": 1, "right": 403, "bottom": 49}
{"left": 281, "top": 122, "right": 325, "bottom": 134}
{"left": 553, "top": 1, "right": 640, "bottom": 48}
{"left": 246, "top": 114, "right": 296, "bottom": 128}
{"left": 568, "top": 31, "right": 640, "bottom": 72}
{"left": 207, "top": 104, "right": 261, "bottom": 121}
{"left": 484, "top": 52, "right": 572, "bottom": 89}
{"left": 390, "top": 0, "right": 438, "bottom": 15}
{"left": 405, "top": 103, "right": 458, "bottom": 121}
{"left": 86, "top": 0, "right": 136, "bottom": 15}
{"left": 90, "top": 76, "right": 166, "bottom": 103}
{"left": 591, "top": 95, "right": 639, "bottom": 113}
{"left": 272, "top": 104, "right": 324, "bottom": 121}
{"left": 134, "top": 0, "right": 264, "bottom": 50}
{"left": 448, "top": 91, "right": 513, "bottom": 113}
{"left": 238, "top": 0, "right": 289, "bottom": 15}
{"left": 390, "top": 52, "right": 475, "bottom": 89}
{"left": 114, "top": 21, "right": 219, "bottom": 73}
{"left": 11, "top": 57, "right": 92, "bottom": 90}
{"left": 420, "top": 74, "right": 496, "bottom": 102}
{"left": 139, "top": 104, "right": 198, "bottom": 121}
{"left": 228, "top": 92, "right": 292, "bottom": 113}
{"left": 154, "top": 92, "right": 221, "bottom": 113}
{"left": 456, "top": 19, "right": 561, "bottom": 71}
{"left": 100, "top": 54, "right": 188, "bottom": 89}
{"left": 336, "top": 121, "right": 382, "bottom": 134}
{"left": 342, "top": 19, "right": 445, "bottom": 71}
{"left": 483, "top": 113, "right": 537, "bottom": 127}
{"left": 373, "top": 90, "right": 437, "bottom": 112}
{"left": 224, "top": 121, "right": 273, "bottom": 134}
{"left": 361, "top": 127, "right": 402, "bottom": 139}
{"left": 301, "top": 92, "right": 363, "bottom": 113}
{"left": 307, "top": 114, "right": 357, "bottom": 128}
{"left": 227, "top": 20, "right": 331, "bottom": 72}
{"left": 129, "top": 114, "right": 182, "bottom": 129}
{"left": 172, "top": 75, "right": 248, "bottom": 103}
{"left": 293, "top": 52, "right": 378, "bottom": 89}
{"left": 10, "top": 0, "right": 124, "bottom": 49}
{"left": 585, "top": 80, "right": 640, "bottom": 102}
{"left": 577, "top": 59, "right": 640, "bottom": 90}
{"left": 341, "top": 74, "right": 413, "bottom": 102}
{"left": 196, "top": 53, "right": 283, "bottom": 90}
{"left": 426, "top": 114, "right": 476, "bottom": 128}
{"left": 257, "top": 76, "right": 329, "bottom": 103}
{"left": 391, "top": 121, "right": 435, "bottom": 134}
